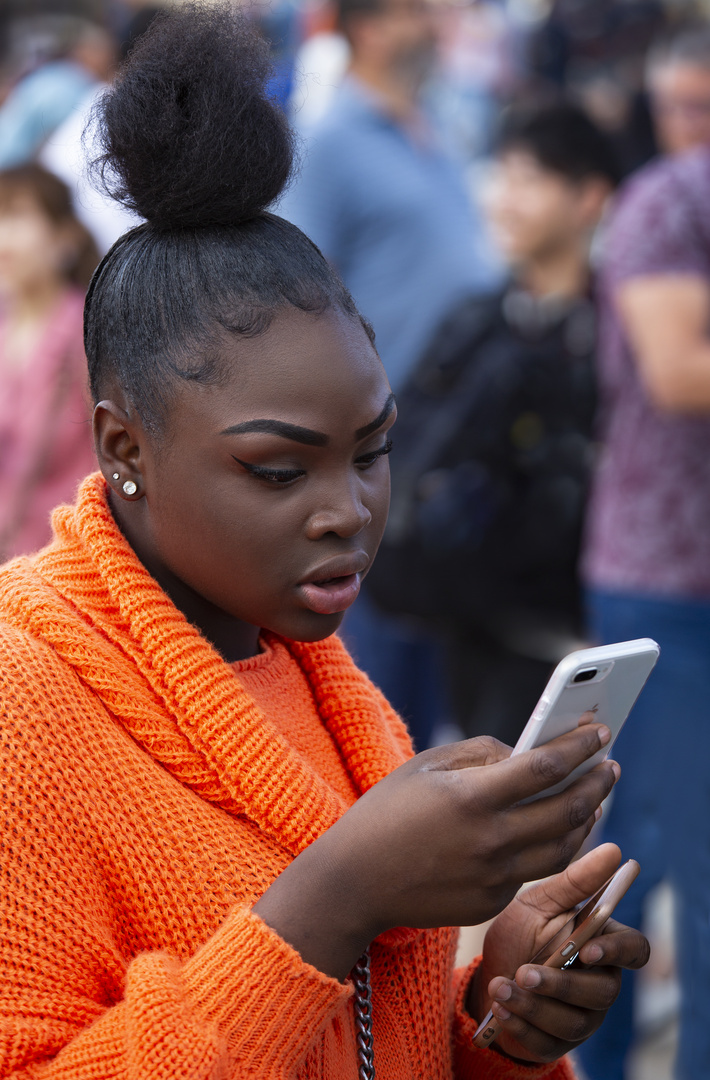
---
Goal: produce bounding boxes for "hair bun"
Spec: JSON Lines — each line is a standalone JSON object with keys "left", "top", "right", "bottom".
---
{"left": 92, "top": 4, "right": 294, "bottom": 228}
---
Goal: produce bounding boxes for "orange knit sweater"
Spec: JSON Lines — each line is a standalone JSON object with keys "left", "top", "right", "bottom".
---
{"left": 0, "top": 475, "right": 576, "bottom": 1080}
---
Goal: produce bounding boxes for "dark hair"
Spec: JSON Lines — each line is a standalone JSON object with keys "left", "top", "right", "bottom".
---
{"left": 648, "top": 23, "right": 710, "bottom": 77}
{"left": 0, "top": 164, "right": 99, "bottom": 289}
{"left": 495, "top": 101, "right": 622, "bottom": 188}
{"left": 336, "top": 0, "right": 384, "bottom": 36}
{"left": 85, "top": 3, "right": 370, "bottom": 434}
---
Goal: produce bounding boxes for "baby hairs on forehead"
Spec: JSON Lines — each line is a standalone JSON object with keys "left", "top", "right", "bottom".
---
{"left": 82, "top": 2, "right": 375, "bottom": 436}
{"left": 83, "top": 214, "right": 375, "bottom": 437}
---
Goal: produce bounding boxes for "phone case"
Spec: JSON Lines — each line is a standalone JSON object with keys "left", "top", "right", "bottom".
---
{"left": 512, "top": 638, "right": 660, "bottom": 801}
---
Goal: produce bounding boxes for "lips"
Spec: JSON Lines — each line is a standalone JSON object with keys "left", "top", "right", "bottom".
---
{"left": 296, "top": 555, "right": 368, "bottom": 616}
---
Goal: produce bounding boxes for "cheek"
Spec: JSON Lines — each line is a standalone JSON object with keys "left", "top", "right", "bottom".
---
{"left": 372, "top": 469, "right": 391, "bottom": 536}
{"left": 149, "top": 480, "right": 300, "bottom": 590}
{"left": 21, "top": 221, "right": 58, "bottom": 259}
{"left": 0, "top": 226, "right": 37, "bottom": 266}
{"left": 489, "top": 190, "right": 541, "bottom": 240}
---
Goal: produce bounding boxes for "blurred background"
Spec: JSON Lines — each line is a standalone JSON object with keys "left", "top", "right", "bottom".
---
{"left": 3, "top": 0, "right": 709, "bottom": 1076}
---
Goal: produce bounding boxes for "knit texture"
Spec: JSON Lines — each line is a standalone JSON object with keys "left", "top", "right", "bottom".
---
{"left": 232, "top": 639, "right": 359, "bottom": 804}
{"left": 0, "top": 474, "right": 576, "bottom": 1079}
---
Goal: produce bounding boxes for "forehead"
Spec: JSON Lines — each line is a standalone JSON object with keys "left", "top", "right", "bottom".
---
{"left": 495, "top": 148, "right": 570, "bottom": 188}
{"left": 0, "top": 188, "right": 45, "bottom": 217}
{"left": 652, "top": 61, "right": 710, "bottom": 91}
{"left": 497, "top": 147, "right": 546, "bottom": 173}
{"left": 170, "top": 306, "right": 390, "bottom": 434}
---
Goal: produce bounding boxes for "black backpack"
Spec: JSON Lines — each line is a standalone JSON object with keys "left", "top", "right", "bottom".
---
{"left": 367, "top": 289, "right": 597, "bottom": 632}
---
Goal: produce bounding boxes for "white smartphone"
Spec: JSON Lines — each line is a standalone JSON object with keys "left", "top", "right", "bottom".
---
{"left": 513, "top": 638, "right": 660, "bottom": 802}
{"left": 473, "top": 858, "right": 641, "bottom": 1050}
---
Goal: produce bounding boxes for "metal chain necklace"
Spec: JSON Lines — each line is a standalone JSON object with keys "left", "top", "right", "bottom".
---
{"left": 352, "top": 949, "right": 375, "bottom": 1079}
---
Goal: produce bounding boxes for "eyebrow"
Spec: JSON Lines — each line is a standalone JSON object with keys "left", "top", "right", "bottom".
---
{"left": 220, "top": 393, "right": 396, "bottom": 446}
{"left": 354, "top": 393, "right": 396, "bottom": 440}
{"left": 220, "top": 419, "right": 328, "bottom": 446}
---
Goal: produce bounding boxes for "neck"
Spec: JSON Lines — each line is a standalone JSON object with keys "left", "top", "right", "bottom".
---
{"left": 517, "top": 244, "right": 590, "bottom": 301}
{"left": 109, "top": 493, "right": 262, "bottom": 664}
{"left": 348, "top": 57, "right": 421, "bottom": 124}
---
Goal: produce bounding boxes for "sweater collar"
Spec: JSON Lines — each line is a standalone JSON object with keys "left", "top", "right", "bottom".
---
{"left": 4, "top": 474, "right": 412, "bottom": 857}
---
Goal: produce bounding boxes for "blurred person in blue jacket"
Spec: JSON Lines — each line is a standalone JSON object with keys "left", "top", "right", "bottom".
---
{"left": 0, "top": 18, "right": 115, "bottom": 169}
{"left": 281, "top": 0, "right": 501, "bottom": 394}
{"left": 280, "top": 0, "right": 501, "bottom": 746}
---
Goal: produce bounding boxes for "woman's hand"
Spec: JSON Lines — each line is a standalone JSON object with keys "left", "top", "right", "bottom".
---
{"left": 254, "top": 723, "right": 619, "bottom": 981}
{"left": 468, "top": 843, "right": 650, "bottom": 1063}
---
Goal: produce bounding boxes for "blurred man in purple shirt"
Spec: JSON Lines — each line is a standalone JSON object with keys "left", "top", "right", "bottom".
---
{"left": 580, "top": 133, "right": 710, "bottom": 1080}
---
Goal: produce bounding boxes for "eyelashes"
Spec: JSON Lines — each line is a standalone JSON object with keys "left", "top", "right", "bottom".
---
{"left": 232, "top": 460, "right": 304, "bottom": 484}
{"left": 356, "top": 437, "right": 393, "bottom": 467}
{"left": 232, "top": 439, "right": 393, "bottom": 486}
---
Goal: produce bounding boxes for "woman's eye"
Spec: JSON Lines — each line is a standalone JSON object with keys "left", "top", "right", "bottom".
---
{"left": 356, "top": 439, "right": 393, "bottom": 468}
{"left": 232, "top": 457, "right": 304, "bottom": 484}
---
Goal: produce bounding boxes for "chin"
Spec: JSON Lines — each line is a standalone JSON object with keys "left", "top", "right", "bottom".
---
{"left": 279, "top": 609, "right": 347, "bottom": 643}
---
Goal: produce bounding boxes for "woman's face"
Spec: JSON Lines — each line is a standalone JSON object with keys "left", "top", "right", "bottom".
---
{"left": 0, "top": 191, "right": 68, "bottom": 298}
{"left": 101, "top": 306, "right": 395, "bottom": 647}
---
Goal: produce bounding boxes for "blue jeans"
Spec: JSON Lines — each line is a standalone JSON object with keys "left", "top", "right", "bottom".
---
{"left": 576, "top": 589, "right": 710, "bottom": 1080}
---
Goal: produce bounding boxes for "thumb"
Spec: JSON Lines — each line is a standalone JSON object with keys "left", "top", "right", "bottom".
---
{"left": 521, "top": 843, "right": 623, "bottom": 918}
{"left": 416, "top": 735, "right": 512, "bottom": 774}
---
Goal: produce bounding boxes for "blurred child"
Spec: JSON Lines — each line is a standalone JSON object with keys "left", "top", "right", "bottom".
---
{"left": 368, "top": 101, "right": 619, "bottom": 746}
{"left": 0, "top": 163, "right": 98, "bottom": 560}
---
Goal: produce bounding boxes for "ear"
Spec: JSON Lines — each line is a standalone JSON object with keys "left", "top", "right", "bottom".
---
{"left": 578, "top": 176, "right": 613, "bottom": 230}
{"left": 93, "top": 399, "right": 146, "bottom": 502}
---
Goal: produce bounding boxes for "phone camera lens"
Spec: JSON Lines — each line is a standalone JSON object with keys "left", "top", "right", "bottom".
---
{"left": 574, "top": 668, "right": 597, "bottom": 683}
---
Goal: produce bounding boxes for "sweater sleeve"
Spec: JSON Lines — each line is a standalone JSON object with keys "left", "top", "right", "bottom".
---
{"left": 451, "top": 959, "right": 577, "bottom": 1080}
{"left": 0, "top": 906, "right": 350, "bottom": 1079}
{"left": 0, "top": 663, "right": 352, "bottom": 1078}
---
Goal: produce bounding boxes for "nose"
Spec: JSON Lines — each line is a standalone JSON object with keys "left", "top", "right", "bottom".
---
{"left": 305, "top": 477, "right": 373, "bottom": 540}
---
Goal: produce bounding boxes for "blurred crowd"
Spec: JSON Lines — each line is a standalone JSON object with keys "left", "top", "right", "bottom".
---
{"left": 2, "top": 0, "right": 710, "bottom": 1077}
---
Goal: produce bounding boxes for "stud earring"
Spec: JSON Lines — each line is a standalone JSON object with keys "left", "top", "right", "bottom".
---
{"left": 122, "top": 480, "right": 138, "bottom": 496}
{"left": 112, "top": 472, "right": 120, "bottom": 481}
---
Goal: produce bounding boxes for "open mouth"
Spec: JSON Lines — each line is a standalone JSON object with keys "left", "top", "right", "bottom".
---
{"left": 297, "top": 572, "right": 361, "bottom": 615}
{"left": 313, "top": 574, "right": 352, "bottom": 588}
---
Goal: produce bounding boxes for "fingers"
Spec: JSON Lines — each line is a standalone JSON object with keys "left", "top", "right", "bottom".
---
{"left": 487, "top": 970, "right": 611, "bottom": 1061}
{"left": 483, "top": 923, "right": 651, "bottom": 1063}
{"left": 484, "top": 763, "right": 618, "bottom": 883}
{"left": 483, "top": 723, "right": 613, "bottom": 808}
{"left": 503, "top": 812, "right": 598, "bottom": 884}
{"left": 512, "top": 964, "right": 621, "bottom": 1012}
{"left": 451, "top": 758, "right": 619, "bottom": 887}
{"left": 578, "top": 920, "right": 651, "bottom": 970}
{"left": 516, "top": 758, "right": 617, "bottom": 833}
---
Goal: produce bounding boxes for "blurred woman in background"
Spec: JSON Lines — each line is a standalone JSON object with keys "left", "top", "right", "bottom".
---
{"left": 0, "top": 163, "right": 98, "bottom": 560}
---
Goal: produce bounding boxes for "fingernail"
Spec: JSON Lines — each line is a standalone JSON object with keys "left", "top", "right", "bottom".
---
{"left": 595, "top": 807, "right": 603, "bottom": 821}
{"left": 598, "top": 725, "right": 611, "bottom": 746}
{"left": 523, "top": 969, "right": 541, "bottom": 988}
{"left": 610, "top": 760, "right": 621, "bottom": 781}
{"left": 493, "top": 1003, "right": 511, "bottom": 1021}
{"left": 586, "top": 944, "right": 603, "bottom": 963}
{"left": 495, "top": 982, "right": 512, "bottom": 1001}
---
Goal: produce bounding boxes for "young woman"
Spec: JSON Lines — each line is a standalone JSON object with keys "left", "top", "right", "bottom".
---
{"left": 0, "top": 164, "right": 98, "bottom": 560}
{"left": 0, "top": 7, "right": 648, "bottom": 1078}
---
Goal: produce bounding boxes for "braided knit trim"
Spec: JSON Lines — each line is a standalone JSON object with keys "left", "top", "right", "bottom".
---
{"left": 0, "top": 474, "right": 414, "bottom": 863}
